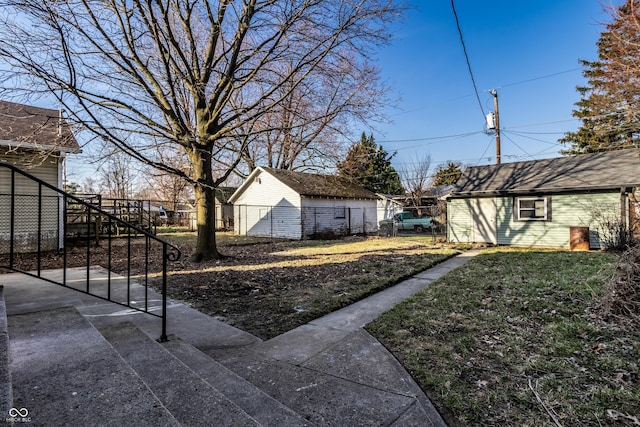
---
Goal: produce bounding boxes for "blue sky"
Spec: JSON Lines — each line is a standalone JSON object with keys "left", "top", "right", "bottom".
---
{"left": 62, "top": 1, "right": 613, "bottom": 183}
{"left": 372, "top": 1, "right": 613, "bottom": 174}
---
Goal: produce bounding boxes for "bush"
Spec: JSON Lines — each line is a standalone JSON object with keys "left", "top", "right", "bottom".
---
{"left": 600, "top": 246, "right": 640, "bottom": 333}
{"left": 589, "top": 203, "right": 636, "bottom": 250}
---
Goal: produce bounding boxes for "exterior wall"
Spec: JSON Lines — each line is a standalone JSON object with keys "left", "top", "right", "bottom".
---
{"left": 447, "top": 198, "right": 473, "bottom": 243}
{"left": 233, "top": 170, "right": 303, "bottom": 239}
{"left": 449, "top": 191, "right": 621, "bottom": 249}
{"left": 447, "top": 197, "right": 497, "bottom": 244}
{"left": 496, "top": 192, "right": 619, "bottom": 249}
{"left": 215, "top": 202, "right": 233, "bottom": 229}
{"left": 0, "top": 150, "right": 62, "bottom": 253}
{"left": 376, "top": 197, "right": 402, "bottom": 225}
{"left": 232, "top": 169, "right": 379, "bottom": 239}
{"left": 301, "top": 198, "right": 378, "bottom": 238}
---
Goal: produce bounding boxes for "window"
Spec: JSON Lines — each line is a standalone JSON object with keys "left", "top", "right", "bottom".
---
{"left": 515, "top": 197, "right": 550, "bottom": 221}
{"left": 334, "top": 206, "right": 346, "bottom": 219}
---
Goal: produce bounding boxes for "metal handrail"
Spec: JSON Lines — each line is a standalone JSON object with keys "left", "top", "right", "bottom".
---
{"left": 0, "top": 162, "right": 181, "bottom": 341}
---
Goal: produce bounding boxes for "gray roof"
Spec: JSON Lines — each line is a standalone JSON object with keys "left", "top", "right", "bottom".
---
{"left": 215, "top": 186, "right": 237, "bottom": 204}
{"left": 0, "top": 100, "right": 79, "bottom": 151}
{"left": 452, "top": 149, "right": 640, "bottom": 197}
{"left": 262, "top": 167, "right": 378, "bottom": 199}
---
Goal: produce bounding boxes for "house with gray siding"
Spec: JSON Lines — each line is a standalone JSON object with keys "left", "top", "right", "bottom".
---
{"left": 0, "top": 100, "right": 80, "bottom": 252}
{"left": 229, "top": 167, "right": 379, "bottom": 239}
{"left": 447, "top": 149, "right": 640, "bottom": 249}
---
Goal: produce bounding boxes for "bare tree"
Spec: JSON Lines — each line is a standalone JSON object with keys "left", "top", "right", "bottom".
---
{"left": 240, "top": 58, "right": 390, "bottom": 175}
{"left": 400, "top": 153, "right": 431, "bottom": 217}
{"left": 0, "top": 0, "right": 405, "bottom": 260}
{"left": 144, "top": 148, "right": 194, "bottom": 211}
{"left": 97, "top": 150, "right": 140, "bottom": 200}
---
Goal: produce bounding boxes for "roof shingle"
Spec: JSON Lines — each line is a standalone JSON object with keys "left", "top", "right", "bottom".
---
{"left": 261, "top": 167, "right": 378, "bottom": 199}
{"left": 453, "top": 149, "right": 640, "bottom": 197}
{"left": 0, "top": 100, "right": 79, "bottom": 151}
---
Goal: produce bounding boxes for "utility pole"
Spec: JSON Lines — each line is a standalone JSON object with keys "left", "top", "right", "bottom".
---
{"left": 489, "top": 89, "right": 501, "bottom": 164}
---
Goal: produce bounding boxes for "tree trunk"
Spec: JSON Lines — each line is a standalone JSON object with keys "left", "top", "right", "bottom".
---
{"left": 189, "top": 147, "right": 219, "bottom": 262}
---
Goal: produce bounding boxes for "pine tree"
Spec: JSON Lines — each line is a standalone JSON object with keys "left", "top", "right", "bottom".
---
{"left": 337, "top": 133, "right": 404, "bottom": 194}
{"left": 433, "top": 161, "right": 463, "bottom": 186}
{"left": 560, "top": 0, "right": 640, "bottom": 154}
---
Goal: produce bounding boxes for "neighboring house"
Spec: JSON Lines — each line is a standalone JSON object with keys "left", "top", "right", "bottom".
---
{"left": 0, "top": 100, "right": 80, "bottom": 252}
{"left": 376, "top": 193, "right": 403, "bottom": 224}
{"left": 447, "top": 149, "right": 640, "bottom": 249}
{"left": 215, "top": 187, "right": 236, "bottom": 229}
{"left": 396, "top": 185, "right": 455, "bottom": 230}
{"left": 229, "top": 167, "right": 379, "bottom": 239}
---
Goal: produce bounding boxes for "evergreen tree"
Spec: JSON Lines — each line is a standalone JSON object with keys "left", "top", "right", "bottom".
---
{"left": 338, "top": 133, "right": 404, "bottom": 194}
{"left": 432, "top": 161, "right": 463, "bottom": 186}
{"left": 561, "top": 0, "right": 640, "bottom": 154}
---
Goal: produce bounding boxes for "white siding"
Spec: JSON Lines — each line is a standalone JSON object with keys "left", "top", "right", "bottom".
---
{"left": 232, "top": 169, "right": 379, "bottom": 239}
{"left": 301, "top": 198, "right": 378, "bottom": 238}
{"left": 376, "top": 197, "right": 402, "bottom": 225}
{"left": 233, "top": 170, "right": 303, "bottom": 239}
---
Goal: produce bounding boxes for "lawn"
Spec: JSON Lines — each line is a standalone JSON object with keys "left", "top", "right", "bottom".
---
{"left": 1, "top": 231, "right": 461, "bottom": 338}
{"left": 366, "top": 249, "right": 639, "bottom": 426}
{"left": 157, "top": 232, "right": 462, "bottom": 338}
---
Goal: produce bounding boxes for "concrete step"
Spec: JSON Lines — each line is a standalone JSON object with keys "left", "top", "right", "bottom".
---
{"left": 98, "top": 321, "right": 260, "bottom": 426}
{"left": 161, "top": 336, "right": 313, "bottom": 426}
{"left": 214, "top": 328, "right": 445, "bottom": 427}
{"left": 0, "top": 286, "right": 12, "bottom": 418}
{"left": 7, "top": 306, "right": 179, "bottom": 426}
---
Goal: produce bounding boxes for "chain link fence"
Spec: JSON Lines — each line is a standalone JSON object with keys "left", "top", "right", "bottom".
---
{"left": 234, "top": 204, "right": 379, "bottom": 239}
{"left": 0, "top": 191, "right": 62, "bottom": 254}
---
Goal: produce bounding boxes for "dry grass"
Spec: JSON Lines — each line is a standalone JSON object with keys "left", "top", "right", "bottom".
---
{"left": 367, "top": 249, "right": 639, "bottom": 426}
{"left": 157, "top": 233, "right": 460, "bottom": 338}
{"left": 2, "top": 232, "right": 461, "bottom": 339}
{"left": 600, "top": 246, "right": 640, "bottom": 334}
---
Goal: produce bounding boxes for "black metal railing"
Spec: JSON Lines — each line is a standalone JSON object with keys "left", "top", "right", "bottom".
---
{"left": 0, "top": 162, "right": 181, "bottom": 341}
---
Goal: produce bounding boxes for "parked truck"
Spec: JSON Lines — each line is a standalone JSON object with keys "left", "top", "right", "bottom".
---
{"left": 379, "top": 211, "right": 432, "bottom": 234}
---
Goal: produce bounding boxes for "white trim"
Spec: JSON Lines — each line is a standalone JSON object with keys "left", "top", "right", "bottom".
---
{"left": 515, "top": 196, "right": 548, "bottom": 221}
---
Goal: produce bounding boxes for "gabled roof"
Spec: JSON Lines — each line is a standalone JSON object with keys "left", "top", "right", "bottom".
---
{"left": 0, "top": 100, "right": 80, "bottom": 152}
{"left": 452, "top": 149, "right": 640, "bottom": 197}
{"left": 215, "top": 186, "right": 237, "bottom": 204}
{"left": 262, "top": 167, "right": 378, "bottom": 199}
{"left": 229, "top": 166, "right": 378, "bottom": 203}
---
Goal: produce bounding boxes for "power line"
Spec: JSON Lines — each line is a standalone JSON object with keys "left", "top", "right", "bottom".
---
{"left": 504, "top": 118, "right": 579, "bottom": 129}
{"left": 377, "top": 131, "right": 484, "bottom": 144}
{"left": 501, "top": 132, "right": 534, "bottom": 161}
{"left": 475, "top": 139, "right": 493, "bottom": 166}
{"left": 450, "top": 0, "right": 486, "bottom": 120}
{"left": 391, "top": 68, "right": 583, "bottom": 118}
{"left": 496, "top": 68, "right": 582, "bottom": 89}
{"left": 502, "top": 129, "right": 562, "bottom": 146}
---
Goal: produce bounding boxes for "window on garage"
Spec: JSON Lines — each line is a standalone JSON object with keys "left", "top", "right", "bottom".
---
{"left": 515, "top": 196, "right": 550, "bottom": 221}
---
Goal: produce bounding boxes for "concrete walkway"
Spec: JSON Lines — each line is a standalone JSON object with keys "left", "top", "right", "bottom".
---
{"left": 240, "top": 250, "right": 481, "bottom": 364}
{"left": 1, "top": 249, "right": 482, "bottom": 426}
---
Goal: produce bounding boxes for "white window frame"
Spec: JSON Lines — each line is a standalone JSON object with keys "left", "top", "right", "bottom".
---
{"left": 334, "top": 206, "right": 346, "bottom": 219}
{"left": 515, "top": 196, "right": 549, "bottom": 221}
